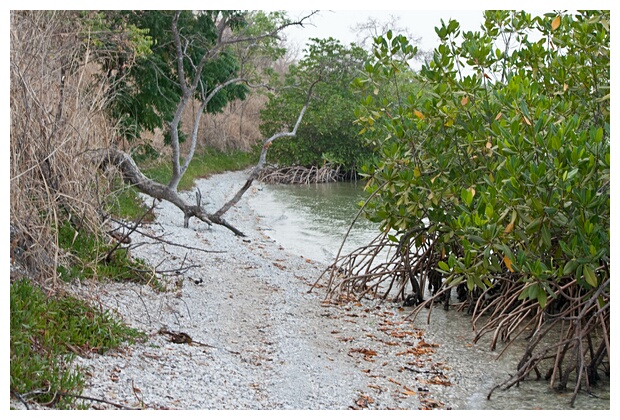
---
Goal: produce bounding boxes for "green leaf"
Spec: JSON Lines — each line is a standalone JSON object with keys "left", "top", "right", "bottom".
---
{"left": 541, "top": 224, "right": 551, "bottom": 248}
{"left": 563, "top": 259, "right": 578, "bottom": 275}
{"left": 537, "top": 287, "right": 548, "bottom": 308}
{"left": 438, "top": 261, "right": 450, "bottom": 272}
{"left": 485, "top": 204, "right": 494, "bottom": 218}
{"left": 461, "top": 188, "right": 473, "bottom": 206}
{"left": 583, "top": 264, "right": 598, "bottom": 287}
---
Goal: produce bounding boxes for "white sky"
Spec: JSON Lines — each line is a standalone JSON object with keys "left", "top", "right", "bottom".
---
{"left": 282, "top": 9, "right": 487, "bottom": 55}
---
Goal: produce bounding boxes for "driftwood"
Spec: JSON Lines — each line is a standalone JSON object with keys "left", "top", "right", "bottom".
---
{"left": 93, "top": 147, "right": 245, "bottom": 236}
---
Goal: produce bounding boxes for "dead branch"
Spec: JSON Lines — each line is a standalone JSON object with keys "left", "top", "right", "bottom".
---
{"left": 211, "top": 78, "right": 321, "bottom": 222}
{"left": 104, "top": 199, "right": 157, "bottom": 263}
{"left": 109, "top": 217, "right": 225, "bottom": 254}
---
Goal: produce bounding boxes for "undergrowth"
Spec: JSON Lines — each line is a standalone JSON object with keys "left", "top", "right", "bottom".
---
{"left": 56, "top": 221, "right": 159, "bottom": 288}
{"left": 10, "top": 279, "right": 144, "bottom": 409}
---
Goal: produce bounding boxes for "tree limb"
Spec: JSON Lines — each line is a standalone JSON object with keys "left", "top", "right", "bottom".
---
{"left": 212, "top": 78, "right": 320, "bottom": 220}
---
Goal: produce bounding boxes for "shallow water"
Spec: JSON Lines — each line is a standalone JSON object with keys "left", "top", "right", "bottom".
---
{"left": 247, "top": 181, "right": 611, "bottom": 410}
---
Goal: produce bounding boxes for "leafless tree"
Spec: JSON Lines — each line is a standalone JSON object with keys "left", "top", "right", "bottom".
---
{"left": 95, "top": 10, "right": 320, "bottom": 236}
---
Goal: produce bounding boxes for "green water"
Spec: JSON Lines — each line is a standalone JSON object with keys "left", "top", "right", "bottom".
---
{"left": 248, "top": 181, "right": 379, "bottom": 263}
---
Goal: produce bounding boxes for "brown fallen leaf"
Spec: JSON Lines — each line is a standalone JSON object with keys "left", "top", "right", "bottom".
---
{"left": 428, "top": 377, "right": 452, "bottom": 386}
{"left": 403, "top": 385, "right": 417, "bottom": 396}
{"left": 272, "top": 262, "right": 286, "bottom": 270}
{"left": 420, "top": 397, "right": 444, "bottom": 409}
{"left": 378, "top": 339, "right": 399, "bottom": 346}
{"left": 356, "top": 394, "right": 374, "bottom": 408}
{"left": 350, "top": 348, "right": 378, "bottom": 356}
{"left": 418, "top": 339, "right": 439, "bottom": 348}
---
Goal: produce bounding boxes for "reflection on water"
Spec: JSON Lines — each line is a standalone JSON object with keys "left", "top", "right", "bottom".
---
{"left": 248, "top": 181, "right": 380, "bottom": 263}
{"left": 247, "top": 181, "right": 610, "bottom": 410}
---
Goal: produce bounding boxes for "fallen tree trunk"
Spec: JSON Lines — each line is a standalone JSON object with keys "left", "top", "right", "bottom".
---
{"left": 94, "top": 147, "right": 246, "bottom": 236}
{"left": 94, "top": 80, "right": 319, "bottom": 237}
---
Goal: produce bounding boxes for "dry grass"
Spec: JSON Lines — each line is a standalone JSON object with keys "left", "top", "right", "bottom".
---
{"left": 192, "top": 95, "right": 267, "bottom": 152}
{"left": 9, "top": 11, "right": 274, "bottom": 285}
{"left": 10, "top": 11, "right": 118, "bottom": 285}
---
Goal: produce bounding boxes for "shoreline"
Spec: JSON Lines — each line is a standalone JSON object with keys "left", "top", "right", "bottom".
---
{"left": 51, "top": 171, "right": 455, "bottom": 409}
{"left": 11, "top": 171, "right": 610, "bottom": 410}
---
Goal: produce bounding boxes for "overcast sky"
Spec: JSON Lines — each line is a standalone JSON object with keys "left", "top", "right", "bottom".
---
{"left": 282, "top": 9, "right": 486, "bottom": 56}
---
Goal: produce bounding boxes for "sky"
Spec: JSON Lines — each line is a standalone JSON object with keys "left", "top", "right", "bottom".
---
{"left": 282, "top": 9, "right": 486, "bottom": 57}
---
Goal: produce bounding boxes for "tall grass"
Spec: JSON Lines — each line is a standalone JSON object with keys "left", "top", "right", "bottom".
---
{"left": 10, "top": 11, "right": 116, "bottom": 284}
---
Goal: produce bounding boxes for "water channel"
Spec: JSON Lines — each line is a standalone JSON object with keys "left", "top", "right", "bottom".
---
{"left": 247, "top": 180, "right": 611, "bottom": 410}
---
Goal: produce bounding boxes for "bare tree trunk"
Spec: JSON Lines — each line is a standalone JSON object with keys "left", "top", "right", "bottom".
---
{"left": 93, "top": 80, "right": 317, "bottom": 237}
{"left": 92, "top": 11, "right": 321, "bottom": 236}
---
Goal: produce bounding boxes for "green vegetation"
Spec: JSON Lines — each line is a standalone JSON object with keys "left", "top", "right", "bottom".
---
{"left": 108, "top": 182, "right": 155, "bottom": 222}
{"left": 260, "top": 38, "right": 374, "bottom": 174}
{"left": 56, "top": 221, "right": 153, "bottom": 285}
{"left": 10, "top": 279, "right": 143, "bottom": 408}
{"left": 350, "top": 10, "right": 609, "bottom": 403}
{"left": 142, "top": 146, "right": 257, "bottom": 190}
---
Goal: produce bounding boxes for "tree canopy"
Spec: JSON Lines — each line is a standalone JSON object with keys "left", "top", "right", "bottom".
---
{"left": 259, "top": 38, "right": 374, "bottom": 174}
{"left": 341, "top": 10, "right": 609, "bottom": 404}
{"left": 91, "top": 10, "right": 294, "bottom": 151}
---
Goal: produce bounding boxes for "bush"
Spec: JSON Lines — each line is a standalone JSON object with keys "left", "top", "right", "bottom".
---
{"left": 352, "top": 11, "right": 609, "bottom": 404}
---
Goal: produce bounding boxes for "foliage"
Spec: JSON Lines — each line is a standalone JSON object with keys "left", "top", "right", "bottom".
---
{"left": 260, "top": 38, "right": 374, "bottom": 173}
{"left": 56, "top": 221, "right": 153, "bottom": 286}
{"left": 355, "top": 11, "right": 609, "bottom": 305}
{"left": 108, "top": 180, "right": 156, "bottom": 222}
{"left": 352, "top": 11, "right": 609, "bottom": 401}
{"left": 10, "top": 279, "right": 143, "bottom": 408}
{"left": 88, "top": 10, "right": 250, "bottom": 143}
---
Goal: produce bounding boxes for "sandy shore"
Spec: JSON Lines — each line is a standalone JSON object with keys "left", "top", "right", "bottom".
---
{"left": 30, "top": 171, "right": 457, "bottom": 410}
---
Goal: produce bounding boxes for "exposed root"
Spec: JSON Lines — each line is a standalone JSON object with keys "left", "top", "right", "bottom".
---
{"left": 258, "top": 164, "right": 343, "bottom": 184}
{"left": 316, "top": 228, "right": 610, "bottom": 407}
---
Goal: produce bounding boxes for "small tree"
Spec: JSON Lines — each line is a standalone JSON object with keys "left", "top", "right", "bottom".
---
{"left": 259, "top": 38, "right": 373, "bottom": 175}
{"left": 334, "top": 11, "right": 609, "bottom": 405}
